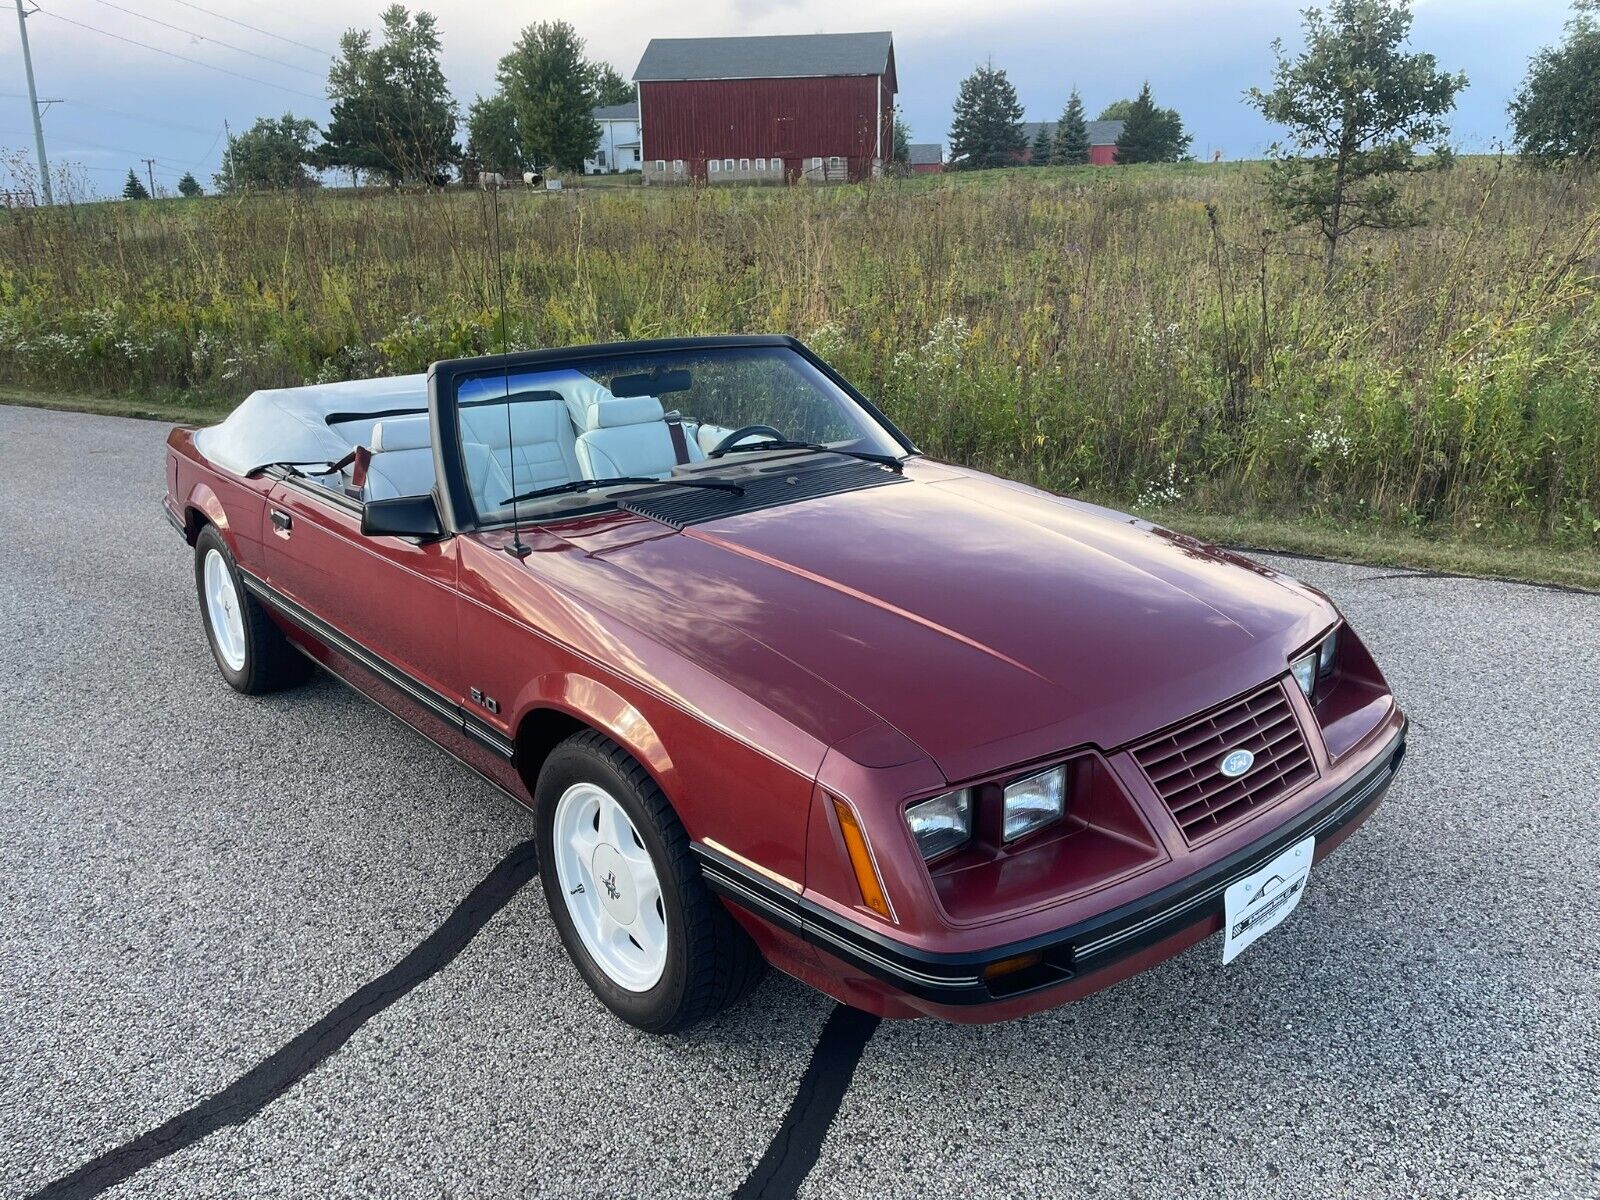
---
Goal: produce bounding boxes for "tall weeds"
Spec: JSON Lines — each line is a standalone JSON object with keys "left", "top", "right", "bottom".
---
{"left": 1, "top": 161, "right": 1596, "bottom": 543}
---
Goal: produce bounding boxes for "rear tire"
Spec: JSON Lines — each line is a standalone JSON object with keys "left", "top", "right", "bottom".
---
{"left": 536, "top": 729, "right": 765, "bottom": 1032}
{"left": 193, "top": 525, "right": 307, "bottom": 695}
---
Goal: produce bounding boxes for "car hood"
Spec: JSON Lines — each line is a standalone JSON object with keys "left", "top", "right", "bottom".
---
{"left": 553, "top": 461, "right": 1333, "bottom": 781}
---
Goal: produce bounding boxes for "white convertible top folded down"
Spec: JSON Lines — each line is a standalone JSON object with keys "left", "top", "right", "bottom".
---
{"left": 194, "top": 375, "right": 428, "bottom": 477}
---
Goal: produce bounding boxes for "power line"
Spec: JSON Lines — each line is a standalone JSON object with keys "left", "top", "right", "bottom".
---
{"left": 163, "top": 0, "right": 331, "bottom": 59}
{"left": 29, "top": 6, "right": 323, "bottom": 100}
{"left": 0, "top": 91, "right": 221, "bottom": 136}
{"left": 84, "top": 0, "right": 324, "bottom": 76}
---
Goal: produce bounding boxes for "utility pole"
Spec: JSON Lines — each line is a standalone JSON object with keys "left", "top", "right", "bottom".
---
{"left": 13, "top": 0, "right": 52, "bottom": 205}
{"left": 142, "top": 157, "right": 157, "bottom": 198}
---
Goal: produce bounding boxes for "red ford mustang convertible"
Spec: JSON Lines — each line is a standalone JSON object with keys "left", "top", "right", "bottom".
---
{"left": 163, "top": 336, "right": 1407, "bottom": 1032}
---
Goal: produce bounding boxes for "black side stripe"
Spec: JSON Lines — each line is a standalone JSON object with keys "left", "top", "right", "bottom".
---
{"left": 238, "top": 570, "right": 515, "bottom": 761}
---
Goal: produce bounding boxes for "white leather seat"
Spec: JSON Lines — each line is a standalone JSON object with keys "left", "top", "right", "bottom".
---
{"left": 573, "top": 395, "right": 705, "bottom": 480}
{"left": 459, "top": 395, "right": 582, "bottom": 498}
{"left": 365, "top": 414, "right": 511, "bottom": 506}
{"left": 366, "top": 415, "right": 436, "bottom": 500}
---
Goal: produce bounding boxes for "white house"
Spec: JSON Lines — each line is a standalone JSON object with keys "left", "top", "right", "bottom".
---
{"left": 585, "top": 102, "right": 640, "bottom": 174}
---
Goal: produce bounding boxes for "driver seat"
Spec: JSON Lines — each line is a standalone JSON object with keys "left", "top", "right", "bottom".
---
{"left": 573, "top": 395, "right": 705, "bottom": 480}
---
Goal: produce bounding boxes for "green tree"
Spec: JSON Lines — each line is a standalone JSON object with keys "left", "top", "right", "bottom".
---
{"left": 214, "top": 115, "right": 321, "bottom": 192}
{"left": 499, "top": 21, "right": 601, "bottom": 172}
{"left": 1029, "top": 123, "right": 1054, "bottom": 164}
{"left": 122, "top": 168, "right": 148, "bottom": 200}
{"left": 1097, "top": 99, "right": 1135, "bottom": 121}
{"left": 1114, "top": 82, "right": 1192, "bottom": 163}
{"left": 893, "top": 115, "right": 911, "bottom": 162}
{"left": 319, "top": 5, "right": 460, "bottom": 186}
{"left": 948, "top": 62, "right": 1026, "bottom": 170}
{"left": 1053, "top": 89, "right": 1090, "bottom": 164}
{"left": 590, "top": 61, "right": 634, "bottom": 108}
{"left": 176, "top": 171, "right": 203, "bottom": 198}
{"left": 1248, "top": 0, "right": 1467, "bottom": 281}
{"left": 1511, "top": 0, "right": 1600, "bottom": 168}
{"left": 465, "top": 93, "right": 522, "bottom": 178}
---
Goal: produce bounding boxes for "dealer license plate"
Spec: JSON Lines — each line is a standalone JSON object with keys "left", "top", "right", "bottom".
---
{"left": 1221, "top": 836, "right": 1314, "bottom": 965}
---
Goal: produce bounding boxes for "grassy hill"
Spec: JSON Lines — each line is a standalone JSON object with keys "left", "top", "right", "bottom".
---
{"left": 2, "top": 158, "right": 1597, "bottom": 584}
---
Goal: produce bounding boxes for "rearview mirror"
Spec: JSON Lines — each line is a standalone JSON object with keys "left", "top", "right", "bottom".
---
{"left": 361, "top": 493, "right": 443, "bottom": 540}
{"left": 612, "top": 369, "right": 691, "bottom": 397}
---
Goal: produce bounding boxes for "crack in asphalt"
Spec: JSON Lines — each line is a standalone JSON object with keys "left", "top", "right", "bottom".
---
{"left": 732, "top": 1004, "right": 882, "bottom": 1200}
{"left": 25, "top": 839, "right": 542, "bottom": 1200}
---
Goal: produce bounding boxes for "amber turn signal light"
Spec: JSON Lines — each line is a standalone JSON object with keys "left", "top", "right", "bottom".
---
{"left": 831, "top": 797, "right": 894, "bottom": 921}
{"left": 982, "top": 951, "right": 1044, "bottom": 981}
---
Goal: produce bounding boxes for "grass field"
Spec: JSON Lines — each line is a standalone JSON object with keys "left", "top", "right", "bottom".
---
{"left": 2, "top": 159, "right": 1597, "bottom": 586}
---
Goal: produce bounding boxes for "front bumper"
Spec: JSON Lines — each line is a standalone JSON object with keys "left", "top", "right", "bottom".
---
{"left": 696, "top": 719, "right": 1407, "bottom": 1014}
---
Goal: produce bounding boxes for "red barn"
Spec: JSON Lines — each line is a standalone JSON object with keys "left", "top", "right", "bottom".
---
{"left": 633, "top": 32, "right": 897, "bottom": 185}
{"left": 1018, "top": 120, "right": 1125, "bottom": 166}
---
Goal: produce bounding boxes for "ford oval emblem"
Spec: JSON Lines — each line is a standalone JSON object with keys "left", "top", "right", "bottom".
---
{"left": 1220, "top": 748, "right": 1256, "bottom": 778}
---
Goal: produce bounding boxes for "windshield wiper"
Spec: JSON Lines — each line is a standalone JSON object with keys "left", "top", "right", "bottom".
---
{"left": 706, "top": 439, "right": 905, "bottom": 472}
{"left": 501, "top": 475, "right": 744, "bottom": 506}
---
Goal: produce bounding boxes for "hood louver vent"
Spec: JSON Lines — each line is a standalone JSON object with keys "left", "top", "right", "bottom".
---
{"left": 621, "top": 458, "right": 906, "bottom": 529}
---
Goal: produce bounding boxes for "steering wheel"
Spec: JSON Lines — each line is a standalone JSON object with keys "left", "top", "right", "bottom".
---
{"left": 707, "top": 425, "right": 788, "bottom": 458}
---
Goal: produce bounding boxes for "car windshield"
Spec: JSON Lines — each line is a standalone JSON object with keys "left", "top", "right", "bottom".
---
{"left": 451, "top": 344, "right": 906, "bottom": 523}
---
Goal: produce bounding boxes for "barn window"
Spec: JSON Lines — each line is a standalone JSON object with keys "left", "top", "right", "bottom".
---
{"left": 655, "top": 160, "right": 665, "bottom": 172}
{"left": 708, "top": 159, "right": 719, "bottom": 173}
{"left": 739, "top": 158, "right": 750, "bottom": 173}
{"left": 672, "top": 159, "right": 684, "bottom": 173}
{"left": 829, "top": 156, "right": 843, "bottom": 171}
{"left": 755, "top": 157, "right": 766, "bottom": 171}
{"left": 810, "top": 157, "right": 822, "bottom": 169}
{"left": 724, "top": 158, "right": 735, "bottom": 171}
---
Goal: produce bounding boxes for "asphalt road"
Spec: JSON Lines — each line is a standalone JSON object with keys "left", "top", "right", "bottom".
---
{"left": 0, "top": 403, "right": 1595, "bottom": 1200}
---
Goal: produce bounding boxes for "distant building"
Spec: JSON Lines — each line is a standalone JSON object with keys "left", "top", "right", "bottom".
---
{"left": 907, "top": 143, "right": 943, "bottom": 174}
{"left": 633, "top": 31, "right": 897, "bottom": 184}
{"left": 585, "top": 103, "right": 641, "bottom": 174}
{"left": 1018, "top": 119, "right": 1125, "bottom": 166}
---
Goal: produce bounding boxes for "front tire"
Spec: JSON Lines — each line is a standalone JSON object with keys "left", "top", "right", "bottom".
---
{"left": 536, "top": 730, "right": 764, "bottom": 1032}
{"left": 193, "top": 525, "right": 307, "bottom": 694}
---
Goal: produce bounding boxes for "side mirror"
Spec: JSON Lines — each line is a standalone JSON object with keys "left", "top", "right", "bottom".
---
{"left": 361, "top": 493, "right": 443, "bottom": 540}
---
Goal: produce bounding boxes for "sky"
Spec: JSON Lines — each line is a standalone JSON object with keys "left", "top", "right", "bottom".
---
{"left": 0, "top": 0, "right": 1575, "bottom": 197}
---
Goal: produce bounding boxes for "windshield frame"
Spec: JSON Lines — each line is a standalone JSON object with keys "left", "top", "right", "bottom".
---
{"left": 427, "top": 335, "right": 916, "bottom": 535}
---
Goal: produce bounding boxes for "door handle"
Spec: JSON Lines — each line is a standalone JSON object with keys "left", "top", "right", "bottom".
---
{"left": 270, "top": 509, "right": 292, "bottom": 537}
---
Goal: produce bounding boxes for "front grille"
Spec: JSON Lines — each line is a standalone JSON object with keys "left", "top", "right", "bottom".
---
{"left": 1130, "top": 681, "right": 1318, "bottom": 844}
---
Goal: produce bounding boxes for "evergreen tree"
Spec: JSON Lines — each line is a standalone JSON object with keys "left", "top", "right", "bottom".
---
{"left": 590, "top": 61, "right": 635, "bottom": 108}
{"left": 176, "top": 171, "right": 203, "bottom": 198}
{"left": 948, "top": 62, "right": 1026, "bottom": 170}
{"left": 893, "top": 116, "right": 911, "bottom": 162}
{"left": 499, "top": 21, "right": 601, "bottom": 173}
{"left": 1030, "top": 123, "right": 1054, "bottom": 164}
{"left": 1114, "top": 82, "right": 1192, "bottom": 163}
{"left": 122, "top": 169, "right": 149, "bottom": 200}
{"left": 1053, "top": 89, "right": 1091, "bottom": 164}
{"left": 1248, "top": 0, "right": 1467, "bottom": 280}
{"left": 1511, "top": 0, "right": 1600, "bottom": 168}
{"left": 319, "top": 5, "right": 460, "bottom": 186}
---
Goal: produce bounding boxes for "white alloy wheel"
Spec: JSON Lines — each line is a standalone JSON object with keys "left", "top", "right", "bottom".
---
{"left": 203, "top": 548, "right": 247, "bottom": 672}
{"left": 552, "top": 781, "right": 669, "bottom": 992}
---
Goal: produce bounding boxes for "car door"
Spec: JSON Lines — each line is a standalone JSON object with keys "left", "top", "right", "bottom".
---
{"left": 260, "top": 477, "right": 461, "bottom": 723}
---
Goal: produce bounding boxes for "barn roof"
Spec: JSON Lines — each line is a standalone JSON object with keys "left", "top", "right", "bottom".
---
{"left": 633, "top": 32, "right": 894, "bottom": 82}
{"left": 592, "top": 102, "right": 638, "bottom": 121}
{"left": 1021, "top": 119, "right": 1125, "bottom": 147}
{"left": 907, "top": 143, "right": 943, "bottom": 166}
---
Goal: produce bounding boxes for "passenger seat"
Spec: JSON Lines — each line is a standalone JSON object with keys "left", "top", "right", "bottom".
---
{"left": 365, "top": 414, "right": 511, "bottom": 507}
{"left": 573, "top": 395, "right": 705, "bottom": 480}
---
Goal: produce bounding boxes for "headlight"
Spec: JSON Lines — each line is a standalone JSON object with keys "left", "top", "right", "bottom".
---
{"left": 906, "top": 789, "right": 971, "bottom": 860}
{"left": 1291, "top": 627, "right": 1340, "bottom": 698}
{"left": 1003, "top": 765, "right": 1067, "bottom": 842}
